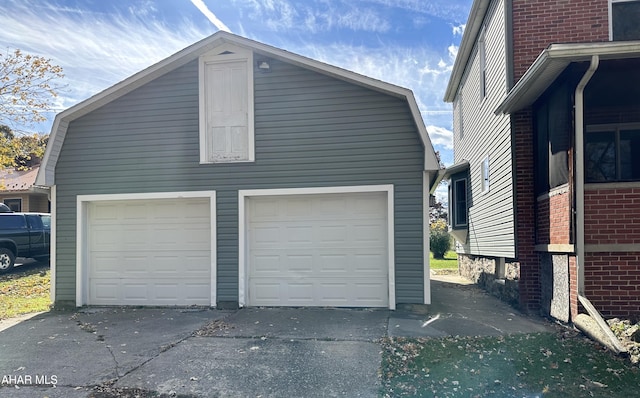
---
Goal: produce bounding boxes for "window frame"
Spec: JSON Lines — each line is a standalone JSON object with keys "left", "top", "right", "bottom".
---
{"left": 3, "top": 198, "right": 22, "bottom": 212}
{"left": 455, "top": 91, "right": 464, "bottom": 140}
{"left": 481, "top": 156, "right": 490, "bottom": 193}
{"left": 450, "top": 175, "right": 469, "bottom": 229}
{"left": 479, "top": 24, "right": 487, "bottom": 99}
{"left": 585, "top": 122, "right": 640, "bottom": 182}
{"left": 198, "top": 44, "right": 255, "bottom": 164}
{"left": 609, "top": 0, "right": 640, "bottom": 41}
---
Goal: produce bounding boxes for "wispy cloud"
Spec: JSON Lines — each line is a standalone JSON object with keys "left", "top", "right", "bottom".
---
{"left": 361, "top": 0, "right": 471, "bottom": 22}
{"left": 426, "top": 125, "right": 453, "bottom": 150}
{"left": 308, "top": 7, "right": 391, "bottom": 33}
{"left": 190, "top": 0, "right": 232, "bottom": 32}
{"left": 0, "top": 0, "right": 211, "bottom": 130}
{"left": 452, "top": 23, "right": 465, "bottom": 36}
{"left": 232, "top": 0, "right": 391, "bottom": 33}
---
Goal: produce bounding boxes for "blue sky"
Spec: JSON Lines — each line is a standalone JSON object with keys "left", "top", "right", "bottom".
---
{"left": 1, "top": 0, "right": 471, "bottom": 198}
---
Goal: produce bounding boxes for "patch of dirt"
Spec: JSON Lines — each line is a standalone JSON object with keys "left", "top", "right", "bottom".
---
{"left": 608, "top": 318, "right": 640, "bottom": 366}
{"left": 193, "top": 318, "right": 234, "bottom": 336}
{"left": 90, "top": 381, "right": 198, "bottom": 398}
{"left": 431, "top": 269, "right": 460, "bottom": 276}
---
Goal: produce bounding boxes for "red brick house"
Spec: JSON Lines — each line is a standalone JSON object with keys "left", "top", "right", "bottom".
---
{"left": 440, "top": 0, "right": 640, "bottom": 325}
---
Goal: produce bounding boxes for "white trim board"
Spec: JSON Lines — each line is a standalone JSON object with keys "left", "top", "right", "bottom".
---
{"left": 75, "top": 191, "right": 217, "bottom": 307}
{"left": 49, "top": 185, "right": 57, "bottom": 303}
{"left": 238, "top": 184, "right": 396, "bottom": 309}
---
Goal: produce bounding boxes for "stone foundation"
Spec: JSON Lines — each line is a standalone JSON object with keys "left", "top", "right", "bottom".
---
{"left": 458, "top": 254, "right": 520, "bottom": 307}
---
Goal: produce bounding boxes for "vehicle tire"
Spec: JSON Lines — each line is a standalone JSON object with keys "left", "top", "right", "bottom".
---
{"left": 0, "top": 247, "right": 16, "bottom": 274}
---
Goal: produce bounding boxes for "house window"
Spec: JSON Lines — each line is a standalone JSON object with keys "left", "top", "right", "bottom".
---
{"left": 610, "top": 0, "right": 640, "bottom": 41}
{"left": 481, "top": 156, "right": 490, "bottom": 193}
{"left": 455, "top": 93, "right": 464, "bottom": 140}
{"left": 479, "top": 25, "right": 487, "bottom": 99}
{"left": 585, "top": 124, "right": 640, "bottom": 182}
{"left": 450, "top": 176, "right": 468, "bottom": 228}
{"left": 3, "top": 198, "right": 22, "bottom": 212}
{"left": 199, "top": 45, "right": 254, "bottom": 164}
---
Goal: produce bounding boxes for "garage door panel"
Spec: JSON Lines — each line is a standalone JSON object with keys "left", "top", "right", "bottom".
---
{"left": 249, "top": 277, "right": 387, "bottom": 307}
{"left": 354, "top": 254, "right": 387, "bottom": 272}
{"left": 285, "top": 198, "right": 312, "bottom": 216}
{"left": 90, "top": 278, "right": 211, "bottom": 305}
{"left": 318, "top": 254, "right": 349, "bottom": 272}
{"left": 88, "top": 197, "right": 212, "bottom": 306}
{"left": 247, "top": 192, "right": 389, "bottom": 307}
{"left": 250, "top": 249, "right": 386, "bottom": 276}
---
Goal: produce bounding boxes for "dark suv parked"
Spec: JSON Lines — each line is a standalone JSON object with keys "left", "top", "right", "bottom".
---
{"left": 0, "top": 212, "right": 51, "bottom": 273}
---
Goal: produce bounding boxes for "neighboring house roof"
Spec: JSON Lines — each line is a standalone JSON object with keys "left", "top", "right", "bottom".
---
{"left": 0, "top": 167, "right": 41, "bottom": 192}
{"left": 444, "top": 0, "right": 492, "bottom": 102}
{"left": 36, "top": 31, "right": 440, "bottom": 187}
{"left": 495, "top": 41, "right": 640, "bottom": 115}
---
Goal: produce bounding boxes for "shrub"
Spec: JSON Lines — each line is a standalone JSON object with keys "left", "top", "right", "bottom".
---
{"left": 430, "top": 219, "right": 450, "bottom": 259}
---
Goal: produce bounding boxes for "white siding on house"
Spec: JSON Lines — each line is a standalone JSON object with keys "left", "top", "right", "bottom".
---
{"left": 452, "top": 0, "right": 516, "bottom": 258}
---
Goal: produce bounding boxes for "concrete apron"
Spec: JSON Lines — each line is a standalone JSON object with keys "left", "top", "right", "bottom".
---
{"left": 0, "top": 276, "right": 553, "bottom": 398}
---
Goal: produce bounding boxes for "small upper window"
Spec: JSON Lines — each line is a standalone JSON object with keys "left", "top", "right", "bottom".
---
{"left": 455, "top": 93, "right": 464, "bottom": 140}
{"left": 199, "top": 44, "right": 254, "bottom": 164}
{"left": 481, "top": 156, "right": 490, "bottom": 193}
{"left": 610, "top": 0, "right": 640, "bottom": 41}
{"left": 479, "top": 25, "right": 487, "bottom": 99}
{"left": 3, "top": 198, "right": 22, "bottom": 212}
{"left": 585, "top": 124, "right": 640, "bottom": 182}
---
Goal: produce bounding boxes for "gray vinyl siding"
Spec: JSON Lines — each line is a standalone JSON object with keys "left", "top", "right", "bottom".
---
{"left": 54, "top": 57, "right": 425, "bottom": 305}
{"left": 452, "top": 0, "right": 516, "bottom": 258}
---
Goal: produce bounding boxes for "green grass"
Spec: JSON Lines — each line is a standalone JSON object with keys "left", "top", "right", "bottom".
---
{"left": 381, "top": 332, "right": 640, "bottom": 397}
{"left": 0, "top": 262, "right": 51, "bottom": 320}
{"left": 430, "top": 251, "right": 458, "bottom": 270}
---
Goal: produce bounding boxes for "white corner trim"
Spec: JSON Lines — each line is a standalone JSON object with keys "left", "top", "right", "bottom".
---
{"left": 75, "top": 191, "right": 217, "bottom": 307}
{"left": 423, "top": 172, "right": 431, "bottom": 305}
{"left": 237, "top": 191, "right": 246, "bottom": 307}
{"left": 238, "top": 184, "right": 396, "bottom": 309}
{"left": 49, "top": 185, "right": 56, "bottom": 303}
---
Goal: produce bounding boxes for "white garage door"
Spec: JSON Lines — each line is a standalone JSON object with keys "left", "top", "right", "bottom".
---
{"left": 247, "top": 192, "right": 389, "bottom": 307}
{"left": 87, "top": 198, "right": 212, "bottom": 305}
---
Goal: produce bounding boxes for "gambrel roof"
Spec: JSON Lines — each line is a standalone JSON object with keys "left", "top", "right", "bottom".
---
{"left": 36, "top": 31, "right": 440, "bottom": 186}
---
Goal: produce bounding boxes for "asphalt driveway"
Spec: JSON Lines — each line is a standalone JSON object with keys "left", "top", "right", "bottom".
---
{"left": 0, "top": 276, "right": 553, "bottom": 397}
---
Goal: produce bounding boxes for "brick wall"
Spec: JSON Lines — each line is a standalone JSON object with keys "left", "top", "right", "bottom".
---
{"left": 536, "top": 190, "right": 571, "bottom": 245}
{"left": 584, "top": 187, "right": 640, "bottom": 245}
{"left": 582, "top": 186, "right": 640, "bottom": 319}
{"left": 513, "top": 110, "right": 540, "bottom": 312}
{"left": 584, "top": 252, "right": 640, "bottom": 319}
{"left": 512, "top": 0, "right": 609, "bottom": 81}
{"left": 511, "top": 0, "right": 610, "bottom": 316}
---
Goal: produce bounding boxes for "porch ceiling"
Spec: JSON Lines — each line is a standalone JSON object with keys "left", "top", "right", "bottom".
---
{"left": 495, "top": 41, "right": 640, "bottom": 115}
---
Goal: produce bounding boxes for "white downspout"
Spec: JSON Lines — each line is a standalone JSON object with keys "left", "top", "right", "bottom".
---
{"left": 575, "top": 55, "right": 598, "bottom": 296}
{"left": 574, "top": 55, "right": 626, "bottom": 353}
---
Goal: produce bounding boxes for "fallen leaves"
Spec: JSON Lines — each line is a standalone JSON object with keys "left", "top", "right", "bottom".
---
{"left": 381, "top": 331, "right": 640, "bottom": 397}
{"left": 0, "top": 263, "right": 51, "bottom": 320}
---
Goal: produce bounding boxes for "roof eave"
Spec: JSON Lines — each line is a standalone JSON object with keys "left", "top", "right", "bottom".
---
{"left": 444, "top": 0, "right": 492, "bottom": 102}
